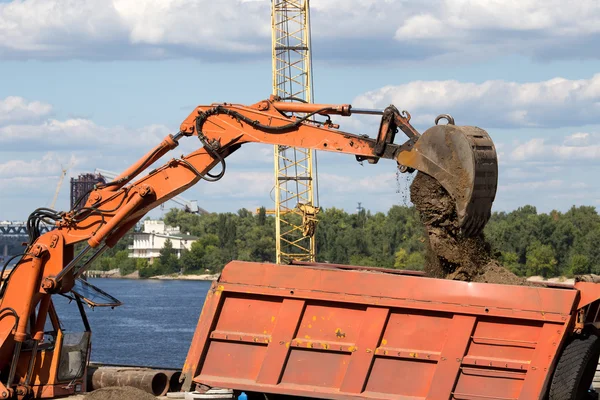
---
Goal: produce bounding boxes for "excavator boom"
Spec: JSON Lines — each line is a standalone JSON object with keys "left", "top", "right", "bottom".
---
{"left": 0, "top": 96, "right": 498, "bottom": 399}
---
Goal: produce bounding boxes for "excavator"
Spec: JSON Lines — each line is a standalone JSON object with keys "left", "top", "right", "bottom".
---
{"left": 0, "top": 95, "right": 500, "bottom": 399}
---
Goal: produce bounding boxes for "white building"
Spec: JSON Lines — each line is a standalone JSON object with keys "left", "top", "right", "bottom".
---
{"left": 129, "top": 220, "right": 198, "bottom": 260}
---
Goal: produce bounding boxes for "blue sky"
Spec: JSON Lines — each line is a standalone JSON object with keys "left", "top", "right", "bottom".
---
{"left": 2, "top": 0, "right": 600, "bottom": 220}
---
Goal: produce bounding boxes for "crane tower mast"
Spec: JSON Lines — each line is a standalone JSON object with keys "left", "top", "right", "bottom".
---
{"left": 271, "top": 0, "right": 318, "bottom": 264}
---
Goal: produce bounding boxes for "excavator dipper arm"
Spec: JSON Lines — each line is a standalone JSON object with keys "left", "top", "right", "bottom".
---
{"left": 0, "top": 96, "right": 497, "bottom": 398}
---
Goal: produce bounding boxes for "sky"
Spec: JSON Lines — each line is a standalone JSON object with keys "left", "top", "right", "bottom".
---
{"left": 2, "top": 0, "right": 600, "bottom": 220}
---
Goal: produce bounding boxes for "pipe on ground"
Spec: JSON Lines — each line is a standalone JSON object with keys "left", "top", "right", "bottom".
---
{"left": 87, "top": 366, "right": 168, "bottom": 396}
{"left": 163, "top": 370, "right": 183, "bottom": 395}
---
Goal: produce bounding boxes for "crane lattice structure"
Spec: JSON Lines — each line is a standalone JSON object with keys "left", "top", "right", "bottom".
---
{"left": 271, "top": 0, "right": 318, "bottom": 264}
{"left": 50, "top": 164, "right": 70, "bottom": 209}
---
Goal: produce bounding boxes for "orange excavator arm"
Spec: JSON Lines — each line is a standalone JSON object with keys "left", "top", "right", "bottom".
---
{"left": 0, "top": 96, "right": 497, "bottom": 398}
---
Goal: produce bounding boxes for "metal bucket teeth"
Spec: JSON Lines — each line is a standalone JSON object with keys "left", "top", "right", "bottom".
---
{"left": 397, "top": 125, "right": 498, "bottom": 237}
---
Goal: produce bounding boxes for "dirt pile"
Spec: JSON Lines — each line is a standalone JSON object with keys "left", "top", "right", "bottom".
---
{"left": 86, "top": 386, "right": 157, "bottom": 400}
{"left": 410, "top": 172, "right": 525, "bottom": 285}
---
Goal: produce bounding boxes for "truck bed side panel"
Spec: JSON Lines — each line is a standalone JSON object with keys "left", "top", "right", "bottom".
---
{"left": 183, "top": 262, "right": 578, "bottom": 400}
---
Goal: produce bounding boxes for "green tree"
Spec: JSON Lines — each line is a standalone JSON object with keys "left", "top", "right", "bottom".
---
{"left": 155, "top": 239, "right": 180, "bottom": 275}
{"left": 526, "top": 241, "right": 557, "bottom": 278}
{"left": 95, "top": 202, "right": 600, "bottom": 280}
{"left": 499, "top": 251, "right": 523, "bottom": 276}
{"left": 569, "top": 254, "right": 590, "bottom": 276}
{"left": 115, "top": 250, "right": 136, "bottom": 276}
{"left": 257, "top": 207, "right": 267, "bottom": 226}
{"left": 393, "top": 248, "right": 408, "bottom": 269}
{"left": 405, "top": 252, "right": 425, "bottom": 271}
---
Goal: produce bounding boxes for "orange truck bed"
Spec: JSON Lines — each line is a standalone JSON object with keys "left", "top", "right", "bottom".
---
{"left": 181, "top": 261, "right": 600, "bottom": 400}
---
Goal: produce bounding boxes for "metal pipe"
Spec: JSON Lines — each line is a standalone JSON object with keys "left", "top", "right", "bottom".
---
{"left": 23, "top": 341, "right": 38, "bottom": 387}
{"left": 272, "top": 101, "right": 351, "bottom": 116}
{"left": 6, "top": 341, "right": 21, "bottom": 388}
{"left": 350, "top": 108, "right": 384, "bottom": 116}
{"left": 88, "top": 191, "right": 145, "bottom": 248}
{"left": 55, "top": 245, "right": 92, "bottom": 282}
{"left": 163, "top": 370, "right": 182, "bottom": 395}
{"left": 172, "top": 131, "right": 185, "bottom": 141}
{"left": 87, "top": 367, "right": 168, "bottom": 396}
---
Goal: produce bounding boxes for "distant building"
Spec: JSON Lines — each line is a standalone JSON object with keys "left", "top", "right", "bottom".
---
{"left": 70, "top": 173, "right": 106, "bottom": 210}
{"left": 129, "top": 220, "right": 198, "bottom": 260}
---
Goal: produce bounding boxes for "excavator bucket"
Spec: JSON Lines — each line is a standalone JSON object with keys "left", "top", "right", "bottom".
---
{"left": 397, "top": 124, "right": 498, "bottom": 237}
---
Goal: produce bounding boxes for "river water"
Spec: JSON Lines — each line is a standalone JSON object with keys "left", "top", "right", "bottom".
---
{"left": 53, "top": 278, "right": 212, "bottom": 369}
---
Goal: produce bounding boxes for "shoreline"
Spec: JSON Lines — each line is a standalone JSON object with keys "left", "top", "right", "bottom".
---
{"left": 85, "top": 270, "right": 219, "bottom": 281}
{"left": 149, "top": 273, "right": 219, "bottom": 281}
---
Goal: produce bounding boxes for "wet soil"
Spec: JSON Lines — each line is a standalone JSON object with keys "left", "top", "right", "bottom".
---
{"left": 411, "top": 172, "right": 525, "bottom": 285}
{"left": 86, "top": 386, "right": 157, "bottom": 400}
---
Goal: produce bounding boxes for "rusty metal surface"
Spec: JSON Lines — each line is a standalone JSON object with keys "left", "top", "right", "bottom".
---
{"left": 182, "top": 261, "right": 583, "bottom": 400}
{"left": 87, "top": 366, "right": 168, "bottom": 396}
{"left": 87, "top": 362, "right": 182, "bottom": 395}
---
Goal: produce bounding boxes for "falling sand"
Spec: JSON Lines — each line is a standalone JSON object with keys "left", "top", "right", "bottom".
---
{"left": 410, "top": 172, "right": 526, "bottom": 285}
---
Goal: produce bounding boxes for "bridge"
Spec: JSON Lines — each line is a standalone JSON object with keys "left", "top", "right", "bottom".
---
{"left": 0, "top": 222, "right": 54, "bottom": 237}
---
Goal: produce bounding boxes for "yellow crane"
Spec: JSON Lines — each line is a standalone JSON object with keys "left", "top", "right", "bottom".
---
{"left": 50, "top": 164, "right": 69, "bottom": 209}
{"left": 271, "top": 0, "right": 319, "bottom": 264}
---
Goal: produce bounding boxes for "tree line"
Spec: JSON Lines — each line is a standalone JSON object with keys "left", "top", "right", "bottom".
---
{"left": 88, "top": 204, "right": 600, "bottom": 279}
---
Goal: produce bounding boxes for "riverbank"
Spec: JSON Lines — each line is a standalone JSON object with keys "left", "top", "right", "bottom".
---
{"left": 85, "top": 269, "right": 219, "bottom": 281}
{"left": 150, "top": 273, "right": 219, "bottom": 281}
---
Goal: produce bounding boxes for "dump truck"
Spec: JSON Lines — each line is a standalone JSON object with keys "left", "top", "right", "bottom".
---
{"left": 181, "top": 261, "right": 600, "bottom": 400}
{"left": 1, "top": 95, "right": 599, "bottom": 399}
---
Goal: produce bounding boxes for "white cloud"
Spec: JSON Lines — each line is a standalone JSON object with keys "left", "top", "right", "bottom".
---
{"left": 354, "top": 75, "right": 600, "bottom": 129}
{"left": 394, "top": 0, "right": 600, "bottom": 60}
{"left": 0, "top": 96, "right": 52, "bottom": 125}
{"left": 1, "top": 0, "right": 599, "bottom": 61}
{"left": 564, "top": 132, "right": 591, "bottom": 146}
{"left": 490, "top": 129, "right": 600, "bottom": 212}
{"left": 0, "top": 96, "right": 173, "bottom": 150}
{"left": 0, "top": 118, "right": 170, "bottom": 151}
{"left": 510, "top": 134, "right": 600, "bottom": 162}
{"left": 0, "top": 0, "right": 270, "bottom": 59}
{"left": 0, "top": 152, "right": 78, "bottom": 178}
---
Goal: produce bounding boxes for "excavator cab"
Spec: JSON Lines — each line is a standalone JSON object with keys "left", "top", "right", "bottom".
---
{"left": 2, "top": 277, "right": 120, "bottom": 399}
{"left": 9, "top": 298, "right": 90, "bottom": 398}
